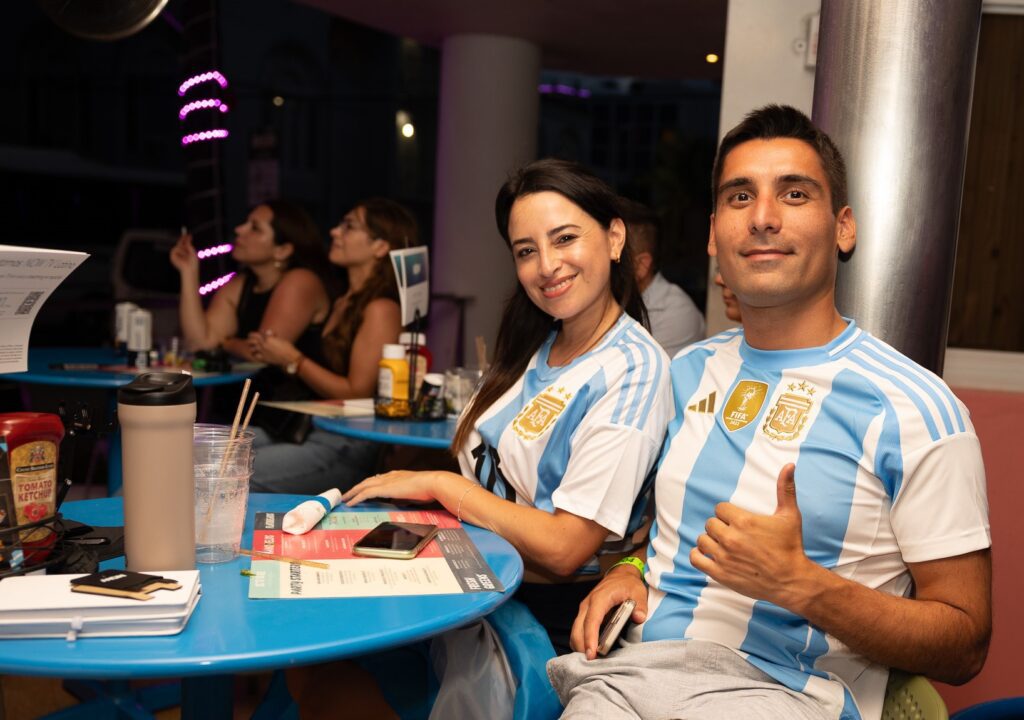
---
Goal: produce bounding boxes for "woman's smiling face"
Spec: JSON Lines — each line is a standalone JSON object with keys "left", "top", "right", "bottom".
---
{"left": 508, "top": 191, "right": 624, "bottom": 330}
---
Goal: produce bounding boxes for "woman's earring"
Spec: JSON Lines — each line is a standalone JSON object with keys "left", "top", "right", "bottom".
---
{"left": 274, "top": 259, "right": 284, "bottom": 269}
{"left": 613, "top": 254, "right": 622, "bottom": 264}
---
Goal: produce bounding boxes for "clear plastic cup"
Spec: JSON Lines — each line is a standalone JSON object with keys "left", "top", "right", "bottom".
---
{"left": 193, "top": 424, "right": 255, "bottom": 564}
{"left": 443, "top": 367, "right": 483, "bottom": 418}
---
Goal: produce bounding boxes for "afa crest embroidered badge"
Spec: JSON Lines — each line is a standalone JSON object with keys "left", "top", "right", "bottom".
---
{"left": 512, "top": 385, "right": 573, "bottom": 441}
{"left": 763, "top": 380, "right": 816, "bottom": 441}
{"left": 722, "top": 380, "right": 768, "bottom": 432}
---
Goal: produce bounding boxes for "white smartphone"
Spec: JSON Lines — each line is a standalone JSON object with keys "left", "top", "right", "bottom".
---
{"left": 352, "top": 521, "right": 439, "bottom": 559}
{"left": 597, "top": 598, "right": 636, "bottom": 656}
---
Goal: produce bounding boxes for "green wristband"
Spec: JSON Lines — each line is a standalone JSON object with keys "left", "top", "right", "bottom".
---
{"left": 609, "top": 556, "right": 646, "bottom": 581}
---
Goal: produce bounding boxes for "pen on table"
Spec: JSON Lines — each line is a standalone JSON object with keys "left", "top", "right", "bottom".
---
{"left": 239, "top": 548, "right": 329, "bottom": 569}
{"left": 49, "top": 363, "right": 101, "bottom": 370}
{"left": 54, "top": 477, "right": 73, "bottom": 512}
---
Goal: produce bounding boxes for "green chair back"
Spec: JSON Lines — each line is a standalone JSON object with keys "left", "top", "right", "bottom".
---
{"left": 882, "top": 671, "right": 949, "bottom": 720}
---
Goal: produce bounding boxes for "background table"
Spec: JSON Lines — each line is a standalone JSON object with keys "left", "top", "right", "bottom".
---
{"left": 8, "top": 347, "right": 255, "bottom": 493}
{"left": 0, "top": 493, "right": 523, "bottom": 719}
{"left": 314, "top": 414, "right": 457, "bottom": 450}
{"left": 8, "top": 347, "right": 255, "bottom": 389}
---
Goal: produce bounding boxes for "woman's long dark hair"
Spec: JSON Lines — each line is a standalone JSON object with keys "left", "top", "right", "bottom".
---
{"left": 321, "top": 197, "right": 417, "bottom": 375}
{"left": 452, "top": 158, "right": 647, "bottom": 453}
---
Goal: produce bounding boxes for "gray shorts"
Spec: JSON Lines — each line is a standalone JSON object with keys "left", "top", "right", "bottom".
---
{"left": 547, "top": 639, "right": 835, "bottom": 720}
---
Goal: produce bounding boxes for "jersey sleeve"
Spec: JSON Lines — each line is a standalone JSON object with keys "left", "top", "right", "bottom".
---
{"left": 889, "top": 431, "right": 990, "bottom": 563}
{"left": 550, "top": 368, "right": 671, "bottom": 539}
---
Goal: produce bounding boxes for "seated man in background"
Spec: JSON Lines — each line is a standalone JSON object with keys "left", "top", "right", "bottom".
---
{"left": 620, "top": 198, "right": 705, "bottom": 356}
{"left": 551, "top": 105, "right": 991, "bottom": 720}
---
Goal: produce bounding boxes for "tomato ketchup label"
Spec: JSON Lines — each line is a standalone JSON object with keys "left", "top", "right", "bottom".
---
{"left": 0, "top": 413, "right": 64, "bottom": 548}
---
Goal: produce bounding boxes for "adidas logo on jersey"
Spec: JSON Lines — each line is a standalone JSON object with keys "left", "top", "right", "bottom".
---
{"left": 687, "top": 391, "right": 717, "bottom": 414}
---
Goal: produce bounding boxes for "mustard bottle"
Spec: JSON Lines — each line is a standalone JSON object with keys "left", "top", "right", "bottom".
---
{"left": 376, "top": 344, "right": 410, "bottom": 418}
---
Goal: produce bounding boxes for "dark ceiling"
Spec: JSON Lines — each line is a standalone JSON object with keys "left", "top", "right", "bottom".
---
{"left": 295, "top": 0, "right": 728, "bottom": 81}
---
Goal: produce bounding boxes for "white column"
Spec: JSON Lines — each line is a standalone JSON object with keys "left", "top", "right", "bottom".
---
{"left": 431, "top": 34, "right": 540, "bottom": 370}
{"left": 705, "top": 0, "right": 820, "bottom": 335}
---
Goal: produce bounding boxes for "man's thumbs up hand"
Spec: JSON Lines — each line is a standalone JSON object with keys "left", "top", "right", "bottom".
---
{"left": 690, "top": 463, "right": 813, "bottom": 609}
{"left": 775, "top": 463, "right": 800, "bottom": 517}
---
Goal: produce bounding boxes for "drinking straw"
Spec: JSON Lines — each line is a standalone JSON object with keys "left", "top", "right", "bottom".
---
{"left": 475, "top": 335, "right": 488, "bottom": 373}
{"left": 219, "top": 378, "right": 251, "bottom": 475}
{"left": 239, "top": 548, "right": 329, "bottom": 569}
{"left": 202, "top": 380, "right": 253, "bottom": 542}
{"left": 240, "top": 391, "right": 259, "bottom": 432}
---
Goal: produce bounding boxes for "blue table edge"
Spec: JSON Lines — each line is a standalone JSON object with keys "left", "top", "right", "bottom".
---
{"left": 0, "top": 495, "right": 523, "bottom": 680}
{"left": 313, "top": 415, "right": 455, "bottom": 450}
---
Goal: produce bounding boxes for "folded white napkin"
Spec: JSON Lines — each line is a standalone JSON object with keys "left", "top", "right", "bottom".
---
{"left": 282, "top": 488, "right": 343, "bottom": 535}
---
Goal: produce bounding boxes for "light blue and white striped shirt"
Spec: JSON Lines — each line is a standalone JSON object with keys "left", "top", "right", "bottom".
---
{"left": 458, "top": 313, "right": 672, "bottom": 575}
{"left": 636, "top": 320, "right": 989, "bottom": 720}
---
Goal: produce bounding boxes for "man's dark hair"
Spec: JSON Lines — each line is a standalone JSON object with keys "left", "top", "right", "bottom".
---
{"left": 711, "top": 104, "right": 848, "bottom": 214}
{"left": 617, "top": 197, "right": 661, "bottom": 273}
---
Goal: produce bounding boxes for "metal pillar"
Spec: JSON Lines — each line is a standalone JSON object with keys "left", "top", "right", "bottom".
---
{"left": 812, "top": 0, "right": 983, "bottom": 373}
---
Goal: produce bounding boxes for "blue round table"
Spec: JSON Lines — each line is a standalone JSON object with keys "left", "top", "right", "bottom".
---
{"left": 7, "top": 347, "right": 255, "bottom": 389}
{"left": 314, "top": 415, "right": 457, "bottom": 450}
{"left": 0, "top": 494, "right": 523, "bottom": 719}
{"left": 9, "top": 348, "right": 255, "bottom": 494}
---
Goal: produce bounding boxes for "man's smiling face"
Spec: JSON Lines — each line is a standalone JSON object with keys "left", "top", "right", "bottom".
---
{"left": 709, "top": 137, "right": 855, "bottom": 314}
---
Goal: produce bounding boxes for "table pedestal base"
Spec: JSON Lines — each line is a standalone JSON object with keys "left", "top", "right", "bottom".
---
{"left": 42, "top": 679, "right": 180, "bottom": 720}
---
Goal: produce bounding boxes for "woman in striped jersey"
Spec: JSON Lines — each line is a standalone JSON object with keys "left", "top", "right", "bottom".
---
{"left": 344, "top": 159, "right": 672, "bottom": 652}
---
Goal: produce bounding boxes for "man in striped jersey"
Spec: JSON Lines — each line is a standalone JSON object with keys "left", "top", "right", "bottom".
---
{"left": 549, "top": 105, "right": 991, "bottom": 720}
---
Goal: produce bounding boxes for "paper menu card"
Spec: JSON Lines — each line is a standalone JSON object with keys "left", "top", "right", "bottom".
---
{"left": 0, "top": 245, "right": 89, "bottom": 373}
{"left": 247, "top": 509, "right": 506, "bottom": 599}
{"left": 389, "top": 247, "right": 429, "bottom": 327}
{"left": 258, "top": 397, "right": 374, "bottom": 418}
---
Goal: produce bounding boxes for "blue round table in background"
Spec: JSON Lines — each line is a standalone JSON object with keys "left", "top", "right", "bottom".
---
{"left": 8, "top": 347, "right": 256, "bottom": 494}
{"left": 314, "top": 414, "right": 457, "bottom": 450}
{"left": 7, "top": 347, "right": 255, "bottom": 389}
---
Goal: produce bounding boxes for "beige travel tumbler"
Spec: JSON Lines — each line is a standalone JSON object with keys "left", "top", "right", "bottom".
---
{"left": 118, "top": 372, "right": 197, "bottom": 571}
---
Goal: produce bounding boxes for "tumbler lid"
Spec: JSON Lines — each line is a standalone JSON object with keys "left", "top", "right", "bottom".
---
{"left": 117, "top": 372, "right": 196, "bottom": 406}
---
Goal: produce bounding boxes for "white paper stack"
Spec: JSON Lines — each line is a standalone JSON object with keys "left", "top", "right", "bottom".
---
{"left": 0, "top": 570, "right": 200, "bottom": 641}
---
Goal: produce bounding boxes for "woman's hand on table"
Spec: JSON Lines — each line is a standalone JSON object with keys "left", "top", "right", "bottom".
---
{"left": 342, "top": 470, "right": 447, "bottom": 506}
{"left": 170, "top": 233, "right": 199, "bottom": 278}
{"left": 247, "top": 329, "right": 299, "bottom": 367}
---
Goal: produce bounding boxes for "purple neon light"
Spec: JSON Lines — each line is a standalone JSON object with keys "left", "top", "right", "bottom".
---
{"left": 538, "top": 83, "right": 591, "bottom": 98}
{"left": 178, "top": 70, "right": 229, "bottom": 97}
{"left": 179, "top": 98, "right": 229, "bottom": 120}
{"left": 197, "top": 243, "right": 233, "bottom": 260}
{"left": 199, "top": 272, "right": 235, "bottom": 296}
{"left": 181, "top": 129, "right": 229, "bottom": 146}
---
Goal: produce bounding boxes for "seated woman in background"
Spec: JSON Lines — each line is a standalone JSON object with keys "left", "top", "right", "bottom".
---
{"left": 170, "top": 199, "right": 334, "bottom": 361}
{"left": 343, "top": 160, "right": 672, "bottom": 653}
{"left": 246, "top": 197, "right": 414, "bottom": 494}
